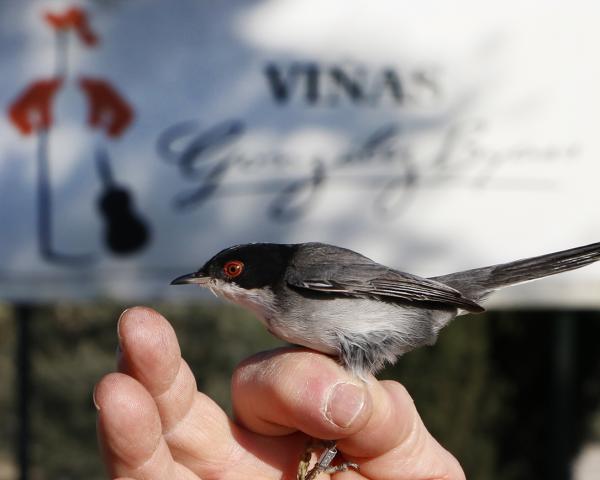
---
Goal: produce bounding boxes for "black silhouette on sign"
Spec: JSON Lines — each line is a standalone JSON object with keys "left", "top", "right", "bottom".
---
{"left": 95, "top": 147, "right": 150, "bottom": 255}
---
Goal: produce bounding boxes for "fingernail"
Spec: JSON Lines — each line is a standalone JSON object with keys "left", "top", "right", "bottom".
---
{"left": 117, "top": 308, "right": 130, "bottom": 343}
{"left": 92, "top": 385, "right": 100, "bottom": 411}
{"left": 324, "top": 382, "right": 366, "bottom": 428}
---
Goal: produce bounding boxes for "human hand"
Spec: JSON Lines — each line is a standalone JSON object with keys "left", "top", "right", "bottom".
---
{"left": 94, "top": 307, "right": 464, "bottom": 479}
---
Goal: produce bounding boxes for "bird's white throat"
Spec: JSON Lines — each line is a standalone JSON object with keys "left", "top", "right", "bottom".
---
{"left": 207, "top": 279, "right": 277, "bottom": 328}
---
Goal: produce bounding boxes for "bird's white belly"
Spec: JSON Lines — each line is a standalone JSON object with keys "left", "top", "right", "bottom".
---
{"left": 270, "top": 296, "right": 442, "bottom": 355}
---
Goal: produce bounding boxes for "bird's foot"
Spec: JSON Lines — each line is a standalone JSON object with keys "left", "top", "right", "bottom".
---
{"left": 297, "top": 440, "right": 359, "bottom": 480}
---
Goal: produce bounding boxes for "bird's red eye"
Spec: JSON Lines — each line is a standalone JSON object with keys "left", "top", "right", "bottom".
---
{"left": 223, "top": 260, "right": 244, "bottom": 279}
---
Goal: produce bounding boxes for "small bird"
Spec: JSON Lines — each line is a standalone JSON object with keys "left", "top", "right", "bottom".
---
{"left": 171, "top": 241, "right": 600, "bottom": 478}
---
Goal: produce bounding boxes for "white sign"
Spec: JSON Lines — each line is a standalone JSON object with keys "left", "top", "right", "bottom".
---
{"left": 1, "top": 0, "right": 599, "bottom": 304}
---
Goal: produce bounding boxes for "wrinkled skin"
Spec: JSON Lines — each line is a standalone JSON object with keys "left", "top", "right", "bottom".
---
{"left": 95, "top": 307, "right": 464, "bottom": 480}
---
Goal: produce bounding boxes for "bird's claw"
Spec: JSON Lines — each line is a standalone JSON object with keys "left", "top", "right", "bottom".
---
{"left": 297, "top": 440, "right": 359, "bottom": 480}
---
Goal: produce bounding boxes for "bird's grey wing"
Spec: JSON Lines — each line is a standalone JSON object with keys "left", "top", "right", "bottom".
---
{"left": 286, "top": 244, "right": 484, "bottom": 312}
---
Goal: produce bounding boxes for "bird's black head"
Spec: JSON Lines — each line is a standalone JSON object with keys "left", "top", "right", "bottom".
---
{"left": 171, "top": 243, "right": 297, "bottom": 289}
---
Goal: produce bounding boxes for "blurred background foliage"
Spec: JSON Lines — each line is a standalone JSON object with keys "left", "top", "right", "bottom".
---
{"left": 0, "top": 303, "right": 599, "bottom": 479}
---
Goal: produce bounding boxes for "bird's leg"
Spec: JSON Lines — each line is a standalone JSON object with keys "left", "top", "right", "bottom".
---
{"left": 297, "top": 440, "right": 359, "bottom": 480}
{"left": 306, "top": 441, "right": 338, "bottom": 480}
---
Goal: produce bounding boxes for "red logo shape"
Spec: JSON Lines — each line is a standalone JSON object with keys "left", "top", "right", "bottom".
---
{"left": 79, "top": 77, "right": 134, "bottom": 138}
{"left": 8, "top": 78, "right": 63, "bottom": 135}
{"left": 44, "top": 7, "right": 98, "bottom": 46}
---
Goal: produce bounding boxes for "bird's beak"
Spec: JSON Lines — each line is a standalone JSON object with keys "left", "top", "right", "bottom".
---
{"left": 170, "top": 271, "right": 210, "bottom": 286}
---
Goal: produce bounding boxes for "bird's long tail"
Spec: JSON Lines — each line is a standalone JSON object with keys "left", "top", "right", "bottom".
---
{"left": 430, "top": 241, "right": 600, "bottom": 301}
